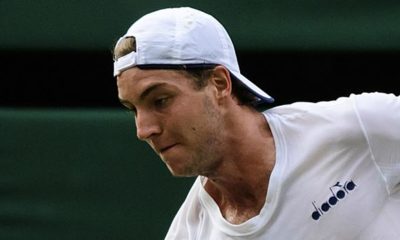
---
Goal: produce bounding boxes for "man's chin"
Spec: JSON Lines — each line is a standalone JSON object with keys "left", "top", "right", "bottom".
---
{"left": 166, "top": 165, "right": 197, "bottom": 178}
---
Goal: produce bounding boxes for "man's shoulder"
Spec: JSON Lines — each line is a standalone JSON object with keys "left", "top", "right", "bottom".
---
{"left": 264, "top": 92, "right": 398, "bottom": 118}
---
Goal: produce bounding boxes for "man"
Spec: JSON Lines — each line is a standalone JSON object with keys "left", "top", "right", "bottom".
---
{"left": 113, "top": 7, "right": 400, "bottom": 240}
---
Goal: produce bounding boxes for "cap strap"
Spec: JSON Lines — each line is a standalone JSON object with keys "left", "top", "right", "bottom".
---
{"left": 113, "top": 51, "right": 137, "bottom": 76}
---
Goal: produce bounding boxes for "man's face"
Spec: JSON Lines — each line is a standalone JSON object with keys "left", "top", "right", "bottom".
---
{"left": 117, "top": 67, "right": 225, "bottom": 177}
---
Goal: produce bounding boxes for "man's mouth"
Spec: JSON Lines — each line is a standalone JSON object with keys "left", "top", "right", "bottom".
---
{"left": 158, "top": 144, "right": 177, "bottom": 154}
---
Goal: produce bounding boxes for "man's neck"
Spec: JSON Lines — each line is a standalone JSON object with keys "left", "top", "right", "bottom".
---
{"left": 203, "top": 109, "right": 275, "bottom": 224}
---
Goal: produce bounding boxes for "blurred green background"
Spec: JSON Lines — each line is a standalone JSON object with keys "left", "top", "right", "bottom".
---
{"left": 1, "top": 1, "right": 399, "bottom": 239}
{"left": 0, "top": 109, "right": 193, "bottom": 239}
{"left": 2, "top": 0, "right": 400, "bottom": 51}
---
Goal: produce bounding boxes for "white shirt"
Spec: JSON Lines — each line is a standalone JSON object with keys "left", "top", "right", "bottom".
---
{"left": 165, "top": 92, "right": 400, "bottom": 240}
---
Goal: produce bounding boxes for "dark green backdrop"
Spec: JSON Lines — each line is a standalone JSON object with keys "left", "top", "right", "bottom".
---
{"left": 0, "top": 109, "right": 193, "bottom": 239}
{"left": 1, "top": 0, "right": 400, "bottom": 51}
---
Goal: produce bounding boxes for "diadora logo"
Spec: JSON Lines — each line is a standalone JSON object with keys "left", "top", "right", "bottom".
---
{"left": 311, "top": 180, "right": 357, "bottom": 221}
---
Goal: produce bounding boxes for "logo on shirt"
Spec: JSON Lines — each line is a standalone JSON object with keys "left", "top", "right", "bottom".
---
{"left": 311, "top": 180, "right": 357, "bottom": 221}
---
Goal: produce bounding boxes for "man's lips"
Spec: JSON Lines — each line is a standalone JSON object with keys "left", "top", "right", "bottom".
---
{"left": 157, "top": 144, "right": 177, "bottom": 154}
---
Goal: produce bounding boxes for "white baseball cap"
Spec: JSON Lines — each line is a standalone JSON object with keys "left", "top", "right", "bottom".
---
{"left": 113, "top": 7, "right": 274, "bottom": 105}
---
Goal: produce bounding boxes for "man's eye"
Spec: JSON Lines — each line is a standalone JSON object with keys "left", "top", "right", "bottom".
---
{"left": 125, "top": 106, "right": 137, "bottom": 116}
{"left": 154, "top": 97, "right": 169, "bottom": 108}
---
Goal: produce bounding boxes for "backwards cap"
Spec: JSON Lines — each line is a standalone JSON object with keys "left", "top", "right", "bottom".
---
{"left": 113, "top": 7, "right": 274, "bottom": 105}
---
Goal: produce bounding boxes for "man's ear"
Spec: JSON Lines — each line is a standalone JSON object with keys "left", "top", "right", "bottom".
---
{"left": 209, "top": 66, "right": 232, "bottom": 101}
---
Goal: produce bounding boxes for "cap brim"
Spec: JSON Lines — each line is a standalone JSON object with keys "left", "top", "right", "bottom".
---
{"left": 230, "top": 70, "right": 275, "bottom": 105}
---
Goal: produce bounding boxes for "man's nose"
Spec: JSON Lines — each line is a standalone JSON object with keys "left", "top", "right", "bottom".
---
{"left": 135, "top": 111, "right": 161, "bottom": 141}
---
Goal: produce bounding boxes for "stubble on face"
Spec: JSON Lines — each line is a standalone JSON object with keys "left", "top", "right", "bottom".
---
{"left": 169, "top": 93, "right": 226, "bottom": 177}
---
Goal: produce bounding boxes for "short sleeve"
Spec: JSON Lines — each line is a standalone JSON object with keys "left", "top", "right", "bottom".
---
{"left": 353, "top": 92, "right": 400, "bottom": 194}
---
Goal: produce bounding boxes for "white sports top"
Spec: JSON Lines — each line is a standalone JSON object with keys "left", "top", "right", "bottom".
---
{"left": 165, "top": 92, "right": 400, "bottom": 240}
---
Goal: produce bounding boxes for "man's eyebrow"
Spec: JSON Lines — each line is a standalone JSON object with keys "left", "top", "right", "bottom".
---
{"left": 118, "top": 82, "right": 168, "bottom": 109}
{"left": 139, "top": 82, "right": 168, "bottom": 101}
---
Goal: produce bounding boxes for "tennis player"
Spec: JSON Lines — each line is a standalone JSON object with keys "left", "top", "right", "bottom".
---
{"left": 113, "top": 7, "right": 400, "bottom": 239}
